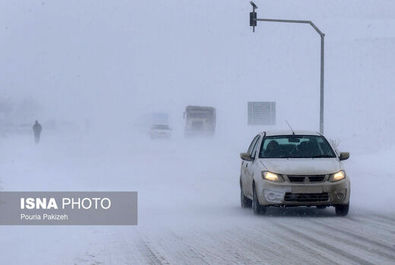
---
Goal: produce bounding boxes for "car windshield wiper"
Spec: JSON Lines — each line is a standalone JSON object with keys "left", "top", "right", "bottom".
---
{"left": 312, "top": 155, "right": 334, "bottom": 158}
{"left": 261, "top": 156, "right": 291, "bottom": 159}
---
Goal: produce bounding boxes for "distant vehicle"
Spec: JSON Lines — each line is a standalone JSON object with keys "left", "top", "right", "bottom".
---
{"left": 239, "top": 130, "right": 350, "bottom": 216}
{"left": 184, "top": 106, "right": 216, "bottom": 136}
{"left": 149, "top": 124, "right": 171, "bottom": 139}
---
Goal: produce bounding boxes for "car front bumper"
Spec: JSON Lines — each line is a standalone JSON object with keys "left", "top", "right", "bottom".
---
{"left": 150, "top": 132, "right": 171, "bottom": 138}
{"left": 256, "top": 179, "right": 350, "bottom": 206}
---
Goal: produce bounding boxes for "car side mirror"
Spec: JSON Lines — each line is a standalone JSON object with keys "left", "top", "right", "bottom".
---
{"left": 240, "top": 152, "right": 254, "bottom": 161}
{"left": 339, "top": 152, "right": 350, "bottom": 161}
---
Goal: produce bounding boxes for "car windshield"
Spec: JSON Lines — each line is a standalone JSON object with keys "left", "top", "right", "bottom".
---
{"left": 259, "top": 135, "right": 336, "bottom": 159}
{"left": 152, "top": 125, "right": 169, "bottom": 130}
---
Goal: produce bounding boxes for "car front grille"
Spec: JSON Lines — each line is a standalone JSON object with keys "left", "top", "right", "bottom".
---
{"left": 287, "top": 175, "right": 326, "bottom": 183}
{"left": 284, "top": 192, "right": 329, "bottom": 202}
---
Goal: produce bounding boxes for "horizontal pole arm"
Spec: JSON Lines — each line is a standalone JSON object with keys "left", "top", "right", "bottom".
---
{"left": 256, "top": 18, "right": 324, "bottom": 36}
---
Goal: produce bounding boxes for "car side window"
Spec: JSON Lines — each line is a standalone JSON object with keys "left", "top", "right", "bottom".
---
{"left": 250, "top": 136, "right": 261, "bottom": 159}
{"left": 247, "top": 135, "right": 260, "bottom": 155}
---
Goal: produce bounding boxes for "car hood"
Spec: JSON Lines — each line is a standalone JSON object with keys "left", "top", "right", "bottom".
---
{"left": 151, "top": 129, "right": 170, "bottom": 132}
{"left": 259, "top": 158, "right": 342, "bottom": 175}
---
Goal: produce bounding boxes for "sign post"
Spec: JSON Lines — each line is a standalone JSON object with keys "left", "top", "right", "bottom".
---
{"left": 249, "top": 1, "right": 325, "bottom": 134}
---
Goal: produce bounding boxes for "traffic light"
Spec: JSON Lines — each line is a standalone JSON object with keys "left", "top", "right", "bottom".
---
{"left": 250, "top": 11, "right": 257, "bottom": 27}
{"left": 250, "top": 1, "right": 258, "bottom": 32}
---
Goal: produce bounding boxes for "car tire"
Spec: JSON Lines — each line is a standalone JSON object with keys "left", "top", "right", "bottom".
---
{"left": 335, "top": 204, "right": 349, "bottom": 216}
{"left": 252, "top": 186, "right": 266, "bottom": 215}
{"left": 240, "top": 188, "right": 252, "bottom": 208}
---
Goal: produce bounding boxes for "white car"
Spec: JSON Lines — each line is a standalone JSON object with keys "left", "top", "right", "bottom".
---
{"left": 149, "top": 124, "right": 172, "bottom": 139}
{"left": 240, "top": 130, "right": 350, "bottom": 216}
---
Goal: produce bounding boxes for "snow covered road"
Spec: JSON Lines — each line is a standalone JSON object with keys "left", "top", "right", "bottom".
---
{"left": 1, "top": 133, "right": 394, "bottom": 265}
{"left": 81, "top": 211, "right": 395, "bottom": 265}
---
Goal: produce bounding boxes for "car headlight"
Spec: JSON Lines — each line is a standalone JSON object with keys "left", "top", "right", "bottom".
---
{"left": 330, "top": 170, "right": 345, "bottom": 182}
{"left": 262, "top": 171, "right": 283, "bottom": 182}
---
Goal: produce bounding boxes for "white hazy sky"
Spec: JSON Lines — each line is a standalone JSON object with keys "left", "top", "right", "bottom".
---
{"left": 1, "top": 0, "right": 394, "bottom": 141}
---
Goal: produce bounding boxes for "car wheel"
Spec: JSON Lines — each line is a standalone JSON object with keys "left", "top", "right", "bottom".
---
{"left": 252, "top": 186, "right": 266, "bottom": 215}
{"left": 335, "top": 204, "right": 349, "bottom": 216}
{"left": 240, "top": 188, "right": 252, "bottom": 208}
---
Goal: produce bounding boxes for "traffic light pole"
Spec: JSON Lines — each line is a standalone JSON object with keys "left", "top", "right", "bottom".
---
{"left": 250, "top": 2, "right": 325, "bottom": 134}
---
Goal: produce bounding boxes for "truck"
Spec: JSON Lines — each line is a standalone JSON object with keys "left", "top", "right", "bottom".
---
{"left": 184, "top": 106, "right": 216, "bottom": 136}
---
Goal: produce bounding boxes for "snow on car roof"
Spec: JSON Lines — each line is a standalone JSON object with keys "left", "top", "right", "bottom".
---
{"left": 262, "top": 130, "right": 321, "bottom": 136}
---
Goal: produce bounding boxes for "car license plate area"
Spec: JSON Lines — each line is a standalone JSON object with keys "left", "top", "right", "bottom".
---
{"left": 292, "top": 186, "right": 323, "bottom": 193}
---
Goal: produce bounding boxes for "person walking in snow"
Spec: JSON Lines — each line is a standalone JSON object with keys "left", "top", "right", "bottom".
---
{"left": 32, "top": 120, "right": 42, "bottom": 144}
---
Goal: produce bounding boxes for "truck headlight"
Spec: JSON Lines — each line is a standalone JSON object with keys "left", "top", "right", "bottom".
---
{"left": 330, "top": 170, "right": 345, "bottom": 182}
{"left": 262, "top": 171, "right": 283, "bottom": 182}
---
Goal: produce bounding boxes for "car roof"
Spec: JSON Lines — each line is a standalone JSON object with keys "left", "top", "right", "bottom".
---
{"left": 260, "top": 130, "right": 321, "bottom": 137}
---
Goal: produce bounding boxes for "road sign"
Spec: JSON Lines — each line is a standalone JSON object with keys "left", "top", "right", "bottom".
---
{"left": 248, "top": 102, "right": 276, "bottom": 125}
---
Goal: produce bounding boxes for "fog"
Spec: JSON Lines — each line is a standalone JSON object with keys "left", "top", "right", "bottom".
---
{"left": 2, "top": 0, "right": 395, "bottom": 142}
{"left": 1, "top": 0, "right": 395, "bottom": 264}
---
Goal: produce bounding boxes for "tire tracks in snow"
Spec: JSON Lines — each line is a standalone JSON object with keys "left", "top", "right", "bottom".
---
{"left": 347, "top": 215, "right": 395, "bottom": 233}
{"left": 137, "top": 237, "right": 170, "bottom": 265}
{"left": 251, "top": 224, "right": 339, "bottom": 265}
{"left": 274, "top": 222, "right": 376, "bottom": 265}
{"left": 309, "top": 218, "right": 395, "bottom": 256}
{"left": 370, "top": 214, "right": 395, "bottom": 226}
{"left": 294, "top": 219, "right": 395, "bottom": 263}
{"left": 71, "top": 214, "right": 395, "bottom": 265}
{"left": 166, "top": 231, "right": 211, "bottom": 265}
